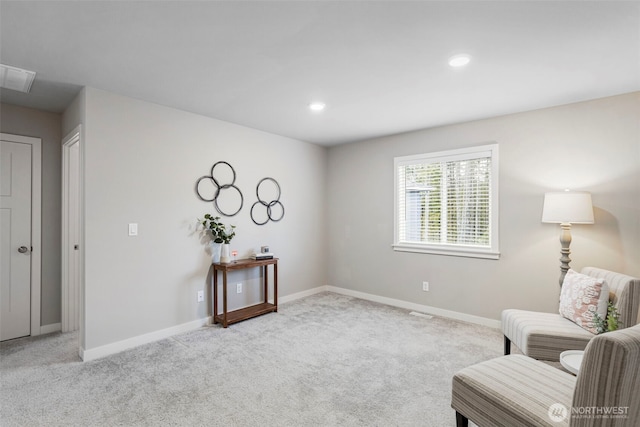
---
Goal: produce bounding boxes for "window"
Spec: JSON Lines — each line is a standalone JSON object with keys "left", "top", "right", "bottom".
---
{"left": 393, "top": 144, "right": 499, "bottom": 259}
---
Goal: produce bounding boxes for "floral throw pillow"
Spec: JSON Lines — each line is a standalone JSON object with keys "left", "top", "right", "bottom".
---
{"left": 559, "top": 269, "right": 609, "bottom": 334}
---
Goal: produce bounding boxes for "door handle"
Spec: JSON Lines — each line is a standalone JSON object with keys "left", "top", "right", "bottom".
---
{"left": 18, "top": 246, "right": 29, "bottom": 253}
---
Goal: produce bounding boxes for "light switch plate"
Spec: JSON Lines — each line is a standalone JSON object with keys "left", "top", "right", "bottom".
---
{"left": 128, "top": 223, "right": 138, "bottom": 236}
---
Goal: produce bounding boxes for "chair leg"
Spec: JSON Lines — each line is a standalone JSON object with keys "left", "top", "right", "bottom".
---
{"left": 504, "top": 335, "right": 511, "bottom": 355}
{"left": 456, "top": 411, "right": 469, "bottom": 427}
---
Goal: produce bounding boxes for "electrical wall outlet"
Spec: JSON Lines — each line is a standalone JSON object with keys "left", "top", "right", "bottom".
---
{"left": 236, "top": 283, "right": 242, "bottom": 294}
{"left": 197, "top": 290, "right": 204, "bottom": 302}
{"left": 422, "top": 281, "right": 429, "bottom": 292}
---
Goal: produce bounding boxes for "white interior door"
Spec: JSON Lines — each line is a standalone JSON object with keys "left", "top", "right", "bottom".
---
{"left": 1, "top": 140, "right": 32, "bottom": 341}
{"left": 1, "top": 133, "right": 41, "bottom": 341}
{"left": 62, "top": 129, "right": 81, "bottom": 332}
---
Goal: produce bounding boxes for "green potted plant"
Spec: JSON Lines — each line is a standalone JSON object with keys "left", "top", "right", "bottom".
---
{"left": 591, "top": 302, "right": 620, "bottom": 334}
{"left": 199, "top": 214, "right": 236, "bottom": 263}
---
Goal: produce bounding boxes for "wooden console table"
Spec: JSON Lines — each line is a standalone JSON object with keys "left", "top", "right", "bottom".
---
{"left": 212, "top": 258, "right": 278, "bottom": 328}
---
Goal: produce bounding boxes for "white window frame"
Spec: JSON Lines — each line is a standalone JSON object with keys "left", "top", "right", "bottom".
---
{"left": 393, "top": 143, "right": 500, "bottom": 260}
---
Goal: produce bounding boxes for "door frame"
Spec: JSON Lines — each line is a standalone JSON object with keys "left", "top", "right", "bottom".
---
{"left": 61, "top": 126, "right": 83, "bottom": 334}
{"left": 1, "top": 133, "right": 41, "bottom": 337}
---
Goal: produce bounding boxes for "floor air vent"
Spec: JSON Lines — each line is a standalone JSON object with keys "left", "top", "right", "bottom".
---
{"left": 409, "top": 311, "right": 433, "bottom": 319}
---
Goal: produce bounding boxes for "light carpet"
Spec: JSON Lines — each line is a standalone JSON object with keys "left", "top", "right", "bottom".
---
{"left": 1, "top": 292, "right": 503, "bottom": 426}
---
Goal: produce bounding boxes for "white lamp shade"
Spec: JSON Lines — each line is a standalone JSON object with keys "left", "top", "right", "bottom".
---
{"left": 542, "top": 191, "right": 594, "bottom": 224}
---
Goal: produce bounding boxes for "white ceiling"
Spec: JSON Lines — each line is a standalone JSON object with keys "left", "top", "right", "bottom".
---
{"left": 1, "top": 1, "right": 638, "bottom": 146}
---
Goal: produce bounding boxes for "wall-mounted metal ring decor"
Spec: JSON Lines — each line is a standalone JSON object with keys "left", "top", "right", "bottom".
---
{"left": 195, "top": 161, "right": 244, "bottom": 217}
{"left": 251, "top": 177, "right": 285, "bottom": 225}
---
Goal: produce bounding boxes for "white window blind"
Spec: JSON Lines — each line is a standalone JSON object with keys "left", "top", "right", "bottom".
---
{"left": 394, "top": 144, "right": 499, "bottom": 259}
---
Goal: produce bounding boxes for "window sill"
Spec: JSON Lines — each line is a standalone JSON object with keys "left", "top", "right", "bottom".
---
{"left": 392, "top": 243, "right": 500, "bottom": 260}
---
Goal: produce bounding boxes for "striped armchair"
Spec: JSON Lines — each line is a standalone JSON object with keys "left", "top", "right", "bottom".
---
{"left": 502, "top": 267, "right": 640, "bottom": 361}
{"left": 451, "top": 323, "right": 640, "bottom": 426}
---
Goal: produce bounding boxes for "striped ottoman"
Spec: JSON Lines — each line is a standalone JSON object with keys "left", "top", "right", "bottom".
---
{"left": 452, "top": 354, "right": 575, "bottom": 427}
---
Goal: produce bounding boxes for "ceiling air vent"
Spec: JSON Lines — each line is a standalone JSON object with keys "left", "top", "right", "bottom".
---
{"left": 0, "top": 64, "right": 36, "bottom": 93}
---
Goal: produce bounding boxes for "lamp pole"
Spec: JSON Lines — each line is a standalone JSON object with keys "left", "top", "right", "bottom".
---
{"left": 558, "top": 223, "right": 572, "bottom": 287}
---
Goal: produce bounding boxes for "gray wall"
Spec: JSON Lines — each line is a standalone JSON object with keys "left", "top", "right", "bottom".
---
{"left": 38, "top": 87, "right": 640, "bottom": 352}
{"left": 0, "top": 103, "right": 62, "bottom": 327}
{"left": 63, "top": 87, "right": 328, "bottom": 351}
{"left": 326, "top": 92, "right": 640, "bottom": 321}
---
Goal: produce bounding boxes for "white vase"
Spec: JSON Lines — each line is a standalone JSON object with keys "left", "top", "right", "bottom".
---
{"left": 220, "top": 243, "right": 231, "bottom": 263}
{"left": 211, "top": 242, "right": 222, "bottom": 264}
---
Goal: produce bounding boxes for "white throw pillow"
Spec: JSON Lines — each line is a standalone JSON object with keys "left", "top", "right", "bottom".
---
{"left": 559, "top": 269, "right": 609, "bottom": 334}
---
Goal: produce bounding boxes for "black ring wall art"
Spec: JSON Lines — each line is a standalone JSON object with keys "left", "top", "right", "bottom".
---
{"left": 195, "top": 163, "right": 285, "bottom": 224}
{"left": 251, "top": 177, "right": 285, "bottom": 225}
{"left": 196, "top": 161, "right": 244, "bottom": 217}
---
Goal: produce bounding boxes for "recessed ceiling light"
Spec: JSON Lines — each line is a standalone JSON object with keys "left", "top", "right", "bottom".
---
{"left": 448, "top": 54, "right": 472, "bottom": 68}
{"left": 309, "top": 102, "right": 326, "bottom": 112}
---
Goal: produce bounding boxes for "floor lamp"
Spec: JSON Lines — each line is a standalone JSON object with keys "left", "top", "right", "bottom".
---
{"left": 542, "top": 191, "right": 594, "bottom": 287}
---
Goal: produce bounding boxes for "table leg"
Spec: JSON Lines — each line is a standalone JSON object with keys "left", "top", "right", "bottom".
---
{"left": 213, "top": 267, "right": 218, "bottom": 324}
{"left": 274, "top": 262, "right": 278, "bottom": 312}
{"left": 263, "top": 266, "right": 268, "bottom": 304}
{"left": 222, "top": 270, "right": 228, "bottom": 328}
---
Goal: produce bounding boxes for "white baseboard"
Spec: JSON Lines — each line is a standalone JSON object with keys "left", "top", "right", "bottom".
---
{"left": 80, "top": 317, "right": 211, "bottom": 362}
{"left": 279, "top": 285, "right": 329, "bottom": 304}
{"left": 79, "top": 288, "right": 331, "bottom": 362}
{"left": 325, "top": 286, "right": 501, "bottom": 329}
{"left": 79, "top": 284, "right": 498, "bottom": 362}
{"left": 40, "top": 323, "right": 62, "bottom": 334}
